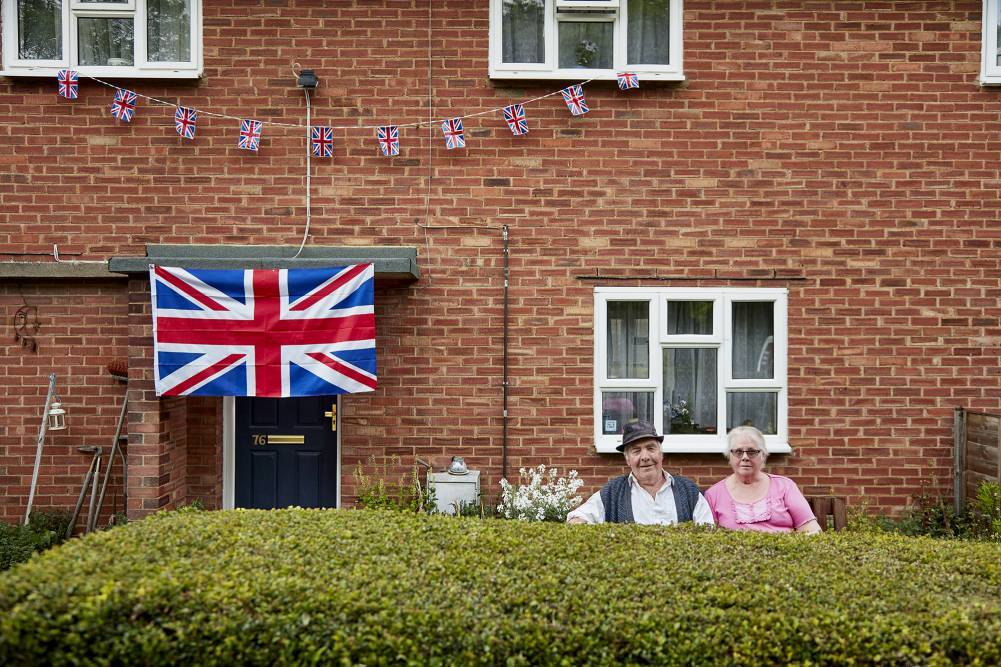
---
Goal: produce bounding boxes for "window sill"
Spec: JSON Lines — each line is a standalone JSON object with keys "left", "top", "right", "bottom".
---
{"left": 595, "top": 438, "right": 792, "bottom": 455}
{"left": 979, "top": 74, "right": 1001, "bottom": 86}
{"left": 489, "top": 68, "right": 684, "bottom": 82}
{"left": 1, "top": 66, "right": 202, "bottom": 80}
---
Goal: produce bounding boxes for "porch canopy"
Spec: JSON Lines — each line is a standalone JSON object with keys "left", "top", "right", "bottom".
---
{"left": 109, "top": 244, "right": 420, "bottom": 282}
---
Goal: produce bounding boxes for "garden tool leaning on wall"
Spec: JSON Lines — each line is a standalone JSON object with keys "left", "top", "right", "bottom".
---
{"left": 23, "top": 372, "right": 58, "bottom": 525}
{"left": 91, "top": 360, "right": 129, "bottom": 531}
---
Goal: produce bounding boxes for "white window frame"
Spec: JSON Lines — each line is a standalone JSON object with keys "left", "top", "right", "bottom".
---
{"left": 1, "top": 0, "right": 202, "bottom": 79}
{"left": 594, "top": 286, "right": 790, "bottom": 454}
{"left": 982, "top": 0, "right": 1001, "bottom": 84}
{"left": 489, "top": 0, "right": 684, "bottom": 81}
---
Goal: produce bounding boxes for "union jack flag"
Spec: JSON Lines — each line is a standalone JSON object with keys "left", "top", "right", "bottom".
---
{"left": 441, "top": 117, "right": 465, "bottom": 150}
{"left": 150, "top": 264, "right": 377, "bottom": 398}
{"left": 311, "top": 126, "right": 334, "bottom": 157}
{"left": 175, "top": 107, "right": 197, "bottom": 139}
{"left": 239, "top": 119, "right": 263, "bottom": 151}
{"left": 377, "top": 125, "right": 399, "bottom": 156}
{"left": 617, "top": 72, "right": 639, "bottom": 90}
{"left": 110, "top": 88, "right": 137, "bottom": 122}
{"left": 561, "top": 85, "right": 589, "bottom": 116}
{"left": 56, "top": 70, "right": 79, "bottom": 100}
{"left": 502, "top": 104, "right": 528, "bottom": 136}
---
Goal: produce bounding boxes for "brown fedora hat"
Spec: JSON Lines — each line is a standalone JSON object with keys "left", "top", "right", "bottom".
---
{"left": 616, "top": 420, "right": 664, "bottom": 452}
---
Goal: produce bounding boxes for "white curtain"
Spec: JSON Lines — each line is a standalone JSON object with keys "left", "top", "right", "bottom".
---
{"left": 729, "top": 302, "right": 776, "bottom": 433}
{"left": 558, "top": 21, "right": 613, "bottom": 69}
{"left": 664, "top": 348, "right": 717, "bottom": 432}
{"left": 606, "top": 301, "right": 648, "bottom": 379}
{"left": 627, "top": 0, "right": 670, "bottom": 65}
{"left": 502, "top": 0, "right": 545, "bottom": 63}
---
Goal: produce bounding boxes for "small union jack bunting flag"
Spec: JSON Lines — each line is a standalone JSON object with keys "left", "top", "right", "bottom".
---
{"left": 110, "top": 88, "right": 137, "bottom": 122}
{"left": 561, "top": 85, "right": 589, "bottom": 116}
{"left": 377, "top": 125, "right": 399, "bottom": 156}
{"left": 174, "top": 107, "right": 197, "bottom": 139}
{"left": 502, "top": 104, "right": 528, "bottom": 136}
{"left": 56, "top": 70, "right": 79, "bottom": 100}
{"left": 311, "top": 126, "right": 334, "bottom": 157}
{"left": 617, "top": 72, "right": 639, "bottom": 90}
{"left": 441, "top": 117, "right": 465, "bottom": 150}
{"left": 239, "top": 119, "right": 263, "bottom": 151}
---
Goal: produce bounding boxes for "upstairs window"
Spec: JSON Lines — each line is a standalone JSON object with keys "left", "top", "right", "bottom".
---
{"left": 594, "top": 287, "right": 790, "bottom": 454}
{"left": 2, "top": 0, "right": 201, "bottom": 78}
{"left": 983, "top": 0, "right": 1001, "bottom": 84}
{"left": 490, "top": 0, "right": 683, "bottom": 81}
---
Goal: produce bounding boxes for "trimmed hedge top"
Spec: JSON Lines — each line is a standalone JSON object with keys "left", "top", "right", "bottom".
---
{"left": 2, "top": 509, "right": 1000, "bottom": 666}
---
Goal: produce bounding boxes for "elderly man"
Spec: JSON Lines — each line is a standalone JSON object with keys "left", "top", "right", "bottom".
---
{"left": 567, "top": 421, "right": 714, "bottom": 525}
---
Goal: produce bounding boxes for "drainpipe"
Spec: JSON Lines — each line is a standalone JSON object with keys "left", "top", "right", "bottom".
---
{"left": 502, "top": 225, "right": 510, "bottom": 481}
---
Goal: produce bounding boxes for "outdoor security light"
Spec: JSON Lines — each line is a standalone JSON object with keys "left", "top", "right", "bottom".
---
{"left": 297, "top": 69, "right": 319, "bottom": 90}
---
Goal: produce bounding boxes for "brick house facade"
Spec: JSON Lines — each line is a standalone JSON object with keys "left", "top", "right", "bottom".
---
{"left": 2, "top": 1, "right": 999, "bottom": 526}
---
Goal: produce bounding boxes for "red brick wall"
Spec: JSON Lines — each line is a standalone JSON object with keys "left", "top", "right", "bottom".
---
{"left": 186, "top": 397, "right": 223, "bottom": 509}
{"left": 0, "top": 281, "right": 129, "bottom": 526}
{"left": 3, "top": 1, "right": 1000, "bottom": 517}
{"left": 126, "top": 277, "right": 190, "bottom": 516}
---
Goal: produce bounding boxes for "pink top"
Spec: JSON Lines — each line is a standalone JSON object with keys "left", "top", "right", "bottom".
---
{"left": 704, "top": 474, "right": 816, "bottom": 533}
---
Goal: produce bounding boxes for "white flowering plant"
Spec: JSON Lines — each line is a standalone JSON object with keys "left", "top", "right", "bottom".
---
{"left": 497, "top": 465, "right": 584, "bottom": 522}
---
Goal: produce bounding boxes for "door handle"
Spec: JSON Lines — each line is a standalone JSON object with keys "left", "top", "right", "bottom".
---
{"left": 324, "top": 404, "right": 337, "bottom": 432}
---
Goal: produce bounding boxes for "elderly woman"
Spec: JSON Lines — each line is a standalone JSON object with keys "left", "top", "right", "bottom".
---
{"left": 704, "top": 426, "right": 821, "bottom": 534}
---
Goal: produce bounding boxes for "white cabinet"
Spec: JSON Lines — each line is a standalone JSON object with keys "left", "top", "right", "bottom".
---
{"left": 428, "top": 470, "right": 480, "bottom": 515}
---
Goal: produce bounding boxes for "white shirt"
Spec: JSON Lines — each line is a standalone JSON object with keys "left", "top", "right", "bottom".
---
{"left": 566, "top": 472, "right": 715, "bottom": 526}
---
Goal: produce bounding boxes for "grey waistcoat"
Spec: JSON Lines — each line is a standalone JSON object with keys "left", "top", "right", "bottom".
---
{"left": 599, "top": 473, "right": 701, "bottom": 524}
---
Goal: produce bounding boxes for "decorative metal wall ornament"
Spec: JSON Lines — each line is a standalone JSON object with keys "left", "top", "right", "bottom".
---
{"left": 14, "top": 305, "right": 40, "bottom": 352}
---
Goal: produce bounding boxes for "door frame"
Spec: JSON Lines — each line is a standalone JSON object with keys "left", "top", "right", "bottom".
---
{"left": 222, "top": 396, "right": 342, "bottom": 510}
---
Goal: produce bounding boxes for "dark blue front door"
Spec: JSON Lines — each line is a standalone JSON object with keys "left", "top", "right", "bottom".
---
{"left": 235, "top": 396, "right": 338, "bottom": 509}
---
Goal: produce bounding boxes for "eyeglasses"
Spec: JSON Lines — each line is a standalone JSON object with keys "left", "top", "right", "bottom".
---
{"left": 730, "top": 448, "right": 762, "bottom": 459}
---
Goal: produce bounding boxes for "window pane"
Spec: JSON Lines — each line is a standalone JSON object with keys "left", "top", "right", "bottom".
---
{"left": 502, "top": 0, "right": 545, "bottom": 64}
{"left": 601, "top": 391, "right": 654, "bottom": 435}
{"left": 627, "top": 0, "right": 671, "bottom": 65}
{"left": 148, "top": 0, "right": 191, "bottom": 62}
{"left": 18, "top": 0, "right": 62, "bottom": 60}
{"left": 606, "top": 301, "right": 648, "bottom": 379}
{"left": 727, "top": 392, "right": 777, "bottom": 434}
{"left": 663, "top": 348, "right": 717, "bottom": 434}
{"left": 666, "top": 300, "right": 712, "bottom": 335}
{"left": 78, "top": 17, "right": 134, "bottom": 65}
{"left": 732, "top": 302, "right": 774, "bottom": 379}
{"left": 558, "top": 21, "right": 613, "bottom": 69}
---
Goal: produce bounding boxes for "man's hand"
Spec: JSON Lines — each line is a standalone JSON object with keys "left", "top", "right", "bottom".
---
{"left": 567, "top": 516, "right": 587, "bottom": 525}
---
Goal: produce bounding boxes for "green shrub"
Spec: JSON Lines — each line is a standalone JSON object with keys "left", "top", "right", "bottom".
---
{"left": 0, "top": 511, "right": 71, "bottom": 571}
{"left": 970, "top": 482, "right": 1001, "bottom": 540}
{"left": 850, "top": 481, "right": 1001, "bottom": 542}
{"left": 353, "top": 456, "right": 436, "bottom": 513}
{"left": 1, "top": 509, "right": 1000, "bottom": 666}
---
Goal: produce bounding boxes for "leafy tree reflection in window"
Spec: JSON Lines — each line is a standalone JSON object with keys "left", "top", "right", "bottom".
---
{"left": 17, "top": 0, "right": 61, "bottom": 60}
{"left": 147, "top": 0, "right": 191, "bottom": 62}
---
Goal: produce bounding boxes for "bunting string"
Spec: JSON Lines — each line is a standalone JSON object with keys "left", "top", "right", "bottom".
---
{"left": 73, "top": 73, "right": 639, "bottom": 136}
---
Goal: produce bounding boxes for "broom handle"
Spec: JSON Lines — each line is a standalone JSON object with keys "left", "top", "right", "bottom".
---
{"left": 24, "top": 372, "right": 57, "bottom": 525}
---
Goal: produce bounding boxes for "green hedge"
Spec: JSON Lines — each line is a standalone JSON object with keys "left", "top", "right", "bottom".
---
{"left": 2, "top": 510, "right": 1000, "bottom": 666}
{"left": 0, "top": 511, "right": 71, "bottom": 571}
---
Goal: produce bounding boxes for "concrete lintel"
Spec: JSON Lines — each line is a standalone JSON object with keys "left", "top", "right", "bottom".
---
{"left": 0, "top": 261, "right": 118, "bottom": 280}
{"left": 109, "top": 245, "right": 420, "bottom": 282}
